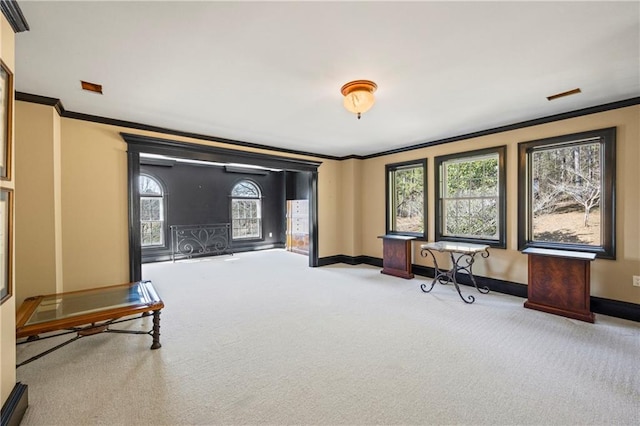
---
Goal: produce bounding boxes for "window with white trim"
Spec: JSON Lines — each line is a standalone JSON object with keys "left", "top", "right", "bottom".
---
{"left": 231, "top": 180, "right": 262, "bottom": 240}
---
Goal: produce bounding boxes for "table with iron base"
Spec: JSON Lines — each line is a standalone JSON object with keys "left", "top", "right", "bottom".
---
{"left": 420, "top": 242, "right": 490, "bottom": 303}
{"left": 15, "top": 280, "right": 164, "bottom": 367}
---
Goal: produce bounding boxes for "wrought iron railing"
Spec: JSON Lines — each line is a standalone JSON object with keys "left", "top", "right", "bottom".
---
{"left": 170, "top": 223, "right": 232, "bottom": 261}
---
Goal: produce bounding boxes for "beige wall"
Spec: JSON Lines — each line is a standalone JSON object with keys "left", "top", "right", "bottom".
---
{"left": 0, "top": 12, "right": 15, "bottom": 408}
{"left": 10, "top": 96, "right": 640, "bottom": 314}
{"left": 12, "top": 114, "right": 343, "bottom": 295}
{"left": 15, "top": 102, "right": 62, "bottom": 301}
{"left": 359, "top": 105, "right": 640, "bottom": 304}
{"left": 316, "top": 158, "right": 344, "bottom": 257}
{"left": 339, "top": 159, "right": 363, "bottom": 257}
{"left": 59, "top": 119, "right": 130, "bottom": 291}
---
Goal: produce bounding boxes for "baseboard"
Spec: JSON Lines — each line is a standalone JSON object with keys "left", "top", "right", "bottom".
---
{"left": 318, "top": 254, "right": 638, "bottom": 323}
{"left": 1, "top": 382, "right": 28, "bottom": 426}
{"left": 591, "top": 297, "right": 640, "bottom": 322}
{"left": 142, "top": 243, "right": 287, "bottom": 264}
{"left": 231, "top": 243, "right": 286, "bottom": 253}
{"left": 317, "top": 255, "right": 379, "bottom": 266}
{"left": 317, "top": 255, "right": 346, "bottom": 266}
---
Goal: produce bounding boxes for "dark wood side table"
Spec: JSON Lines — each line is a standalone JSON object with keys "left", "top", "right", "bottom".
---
{"left": 522, "top": 247, "right": 596, "bottom": 323}
{"left": 378, "top": 235, "right": 416, "bottom": 279}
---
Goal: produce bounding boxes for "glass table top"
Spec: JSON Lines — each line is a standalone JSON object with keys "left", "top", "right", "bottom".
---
{"left": 24, "top": 281, "right": 161, "bottom": 326}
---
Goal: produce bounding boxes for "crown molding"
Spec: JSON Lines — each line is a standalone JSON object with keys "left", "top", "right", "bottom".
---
{"left": 15, "top": 92, "right": 340, "bottom": 161}
{"left": 359, "top": 96, "right": 640, "bottom": 160}
{"left": 15, "top": 92, "right": 640, "bottom": 161}
{"left": 15, "top": 92, "right": 63, "bottom": 115}
{"left": 0, "top": 0, "right": 29, "bottom": 33}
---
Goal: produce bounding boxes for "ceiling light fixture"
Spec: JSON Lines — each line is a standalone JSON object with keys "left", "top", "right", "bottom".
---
{"left": 341, "top": 80, "right": 377, "bottom": 119}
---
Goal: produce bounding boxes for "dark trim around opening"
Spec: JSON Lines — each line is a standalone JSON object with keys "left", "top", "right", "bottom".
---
{"left": 124, "top": 134, "right": 321, "bottom": 280}
{"left": 434, "top": 145, "right": 507, "bottom": 248}
{"left": 309, "top": 171, "right": 319, "bottom": 267}
{"left": 517, "top": 127, "right": 616, "bottom": 259}
{"left": 384, "top": 158, "right": 428, "bottom": 239}
{"left": 127, "top": 151, "right": 142, "bottom": 282}
{"left": 123, "top": 133, "right": 321, "bottom": 173}
{"left": 0, "top": 0, "right": 29, "bottom": 33}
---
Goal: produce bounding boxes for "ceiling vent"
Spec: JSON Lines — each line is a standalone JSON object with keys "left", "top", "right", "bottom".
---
{"left": 81, "top": 80, "right": 103, "bottom": 94}
{"left": 547, "top": 88, "right": 581, "bottom": 101}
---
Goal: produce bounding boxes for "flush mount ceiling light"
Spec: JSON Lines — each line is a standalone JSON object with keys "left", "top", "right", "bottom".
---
{"left": 341, "top": 80, "right": 377, "bottom": 119}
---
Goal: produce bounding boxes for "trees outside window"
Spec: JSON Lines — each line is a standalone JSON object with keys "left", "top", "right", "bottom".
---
{"left": 435, "top": 146, "right": 506, "bottom": 247}
{"left": 385, "top": 160, "right": 426, "bottom": 237}
{"left": 231, "top": 180, "right": 262, "bottom": 240}
{"left": 518, "top": 127, "right": 616, "bottom": 258}
{"left": 140, "top": 174, "right": 165, "bottom": 247}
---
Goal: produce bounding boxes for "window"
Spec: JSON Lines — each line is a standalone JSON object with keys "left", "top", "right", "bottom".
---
{"left": 385, "top": 160, "right": 426, "bottom": 237}
{"left": 231, "top": 180, "right": 262, "bottom": 240}
{"left": 139, "top": 174, "right": 165, "bottom": 247}
{"left": 435, "top": 146, "right": 506, "bottom": 248}
{"left": 518, "top": 127, "right": 616, "bottom": 259}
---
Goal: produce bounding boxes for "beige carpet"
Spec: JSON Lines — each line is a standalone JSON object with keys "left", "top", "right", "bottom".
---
{"left": 16, "top": 250, "right": 640, "bottom": 425}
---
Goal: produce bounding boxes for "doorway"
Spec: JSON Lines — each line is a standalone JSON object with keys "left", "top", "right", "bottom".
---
{"left": 286, "top": 199, "right": 309, "bottom": 255}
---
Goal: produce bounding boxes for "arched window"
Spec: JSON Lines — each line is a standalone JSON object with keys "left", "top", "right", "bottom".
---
{"left": 140, "top": 174, "right": 165, "bottom": 247}
{"left": 231, "top": 180, "right": 262, "bottom": 240}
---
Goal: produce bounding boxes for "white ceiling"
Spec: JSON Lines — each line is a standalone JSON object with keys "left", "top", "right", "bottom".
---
{"left": 14, "top": 1, "right": 640, "bottom": 157}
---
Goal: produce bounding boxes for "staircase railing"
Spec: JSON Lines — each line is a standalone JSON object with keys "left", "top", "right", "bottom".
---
{"left": 170, "top": 223, "right": 232, "bottom": 261}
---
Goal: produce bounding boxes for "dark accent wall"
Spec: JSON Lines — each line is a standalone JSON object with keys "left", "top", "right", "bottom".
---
{"left": 285, "top": 171, "right": 310, "bottom": 200}
{"left": 141, "top": 161, "right": 286, "bottom": 262}
{"left": 125, "top": 134, "right": 320, "bottom": 275}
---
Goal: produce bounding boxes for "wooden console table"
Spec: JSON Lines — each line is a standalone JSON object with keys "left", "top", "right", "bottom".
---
{"left": 522, "top": 247, "right": 596, "bottom": 323}
{"left": 16, "top": 281, "right": 164, "bottom": 367}
{"left": 378, "top": 235, "right": 416, "bottom": 279}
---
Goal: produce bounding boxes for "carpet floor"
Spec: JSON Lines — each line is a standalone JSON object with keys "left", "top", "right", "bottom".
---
{"left": 16, "top": 249, "right": 640, "bottom": 425}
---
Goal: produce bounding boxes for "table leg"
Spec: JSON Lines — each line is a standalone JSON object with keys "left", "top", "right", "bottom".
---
{"left": 449, "top": 253, "right": 476, "bottom": 304}
{"left": 420, "top": 247, "right": 490, "bottom": 304}
{"left": 453, "top": 251, "right": 490, "bottom": 294}
{"left": 466, "top": 250, "right": 490, "bottom": 295}
{"left": 419, "top": 248, "right": 441, "bottom": 293}
{"left": 151, "top": 310, "right": 162, "bottom": 349}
